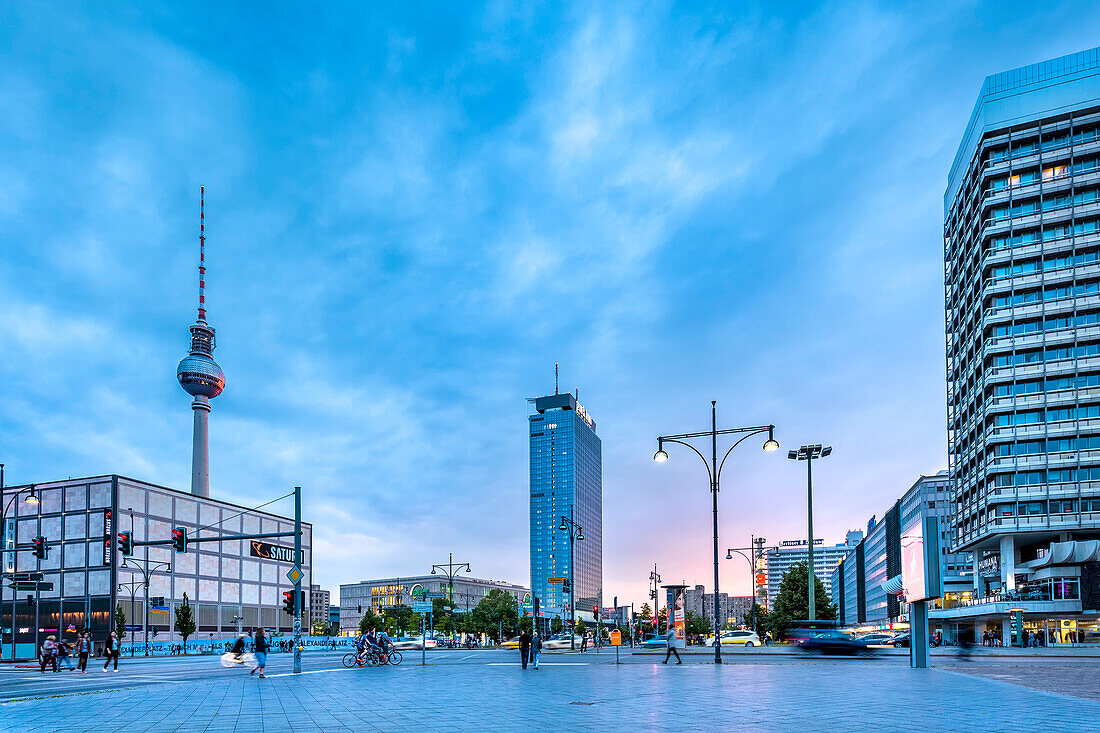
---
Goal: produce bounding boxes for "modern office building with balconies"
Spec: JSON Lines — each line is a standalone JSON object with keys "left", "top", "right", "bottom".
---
{"left": 944, "top": 48, "right": 1100, "bottom": 645}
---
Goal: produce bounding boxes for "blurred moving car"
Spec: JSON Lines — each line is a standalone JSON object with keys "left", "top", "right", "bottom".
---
{"left": 857, "top": 633, "right": 898, "bottom": 647}
{"left": 640, "top": 636, "right": 667, "bottom": 649}
{"left": 704, "top": 630, "right": 761, "bottom": 647}
{"left": 391, "top": 636, "right": 438, "bottom": 650}
{"left": 795, "top": 631, "right": 873, "bottom": 655}
{"left": 501, "top": 637, "right": 521, "bottom": 649}
{"left": 543, "top": 634, "right": 583, "bottom": 650}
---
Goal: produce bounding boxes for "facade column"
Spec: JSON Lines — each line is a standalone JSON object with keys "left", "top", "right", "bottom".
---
{"left": 972, "top": 554, "right": 983, "bottom": 598}
{"left": 999, "top": 535, "right": 1016, "bottom": 591}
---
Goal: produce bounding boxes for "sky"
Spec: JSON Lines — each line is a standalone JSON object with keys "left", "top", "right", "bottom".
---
{"left": 4, "top": 1, "right": 1100, "bottom": 609}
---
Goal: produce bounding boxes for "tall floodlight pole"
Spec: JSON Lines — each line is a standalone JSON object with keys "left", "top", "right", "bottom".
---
{"left": 431, "top": 552, "right": 472, "bottom": 639}
{"left": 787, "top": 445, "right": 831, "bottom": 621}
{"left": 558, "top": 508, "right": 584, "bottom": 650}
{"left": 654, "top": 403, "right": 778, "bottom": 664}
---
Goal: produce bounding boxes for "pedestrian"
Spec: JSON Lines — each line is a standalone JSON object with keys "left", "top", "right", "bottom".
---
{"left": 531, "top": 631, "right": 543, "bottom": 670}
{"left": 519, "top": 629, "right": 532, "bottom": 670}
{"left": 39, "top": 635, "right": 58, "bottom": 673}
{"left": 102, "top": 631, "right": 120, "bottom": 672}
{"left": 765, "top": 631, "right": 773, "bottom": 647}
{"left": 77, "top": 632, "right": 92, "bottom": 673}
{"left": 251, "top": 628, "right": 268, "bottom": 678}
{"left": 56, "top": 638, "right": 75, "bottom": 672}
{"left": 662, "top": 627, "right": 681, "bottom": 665}
{"left": 580, "top": 632, "right": 588, "bottom": 653}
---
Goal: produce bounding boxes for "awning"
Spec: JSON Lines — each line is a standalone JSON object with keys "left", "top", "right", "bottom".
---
{"left": 1024, "top": 540, "right": 1100, "bottom": 569}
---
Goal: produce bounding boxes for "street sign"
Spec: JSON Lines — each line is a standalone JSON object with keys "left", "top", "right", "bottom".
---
{"left": 150, "top": 596, "right": 165, "bottom": 606}
{"left": 125, "top": 624, "right": 142, "bottom": 631}
{"left": 250, "top": 540, "right": 303, "bottom": 564}
{"left": 11, "top": 581, "right": 52, "bottom": 591}
{"left": 610, "top": 630, "right": 622, "bottom": 646}
{"left": 151, "top": 605, "right": 169, "bottom": 615}
{"left": 547, "top": 577, "right": 567, "bottom": 583}
{"left": 425, "top": 592, "right": 445, "bottom": 599}
{"left": 412, "top": 601, "right": 432, "bottom": 613}
{"left": 9, "top": 572, "right": 43, "bottom": 581}
{"left": 285, "top": 566, "right": 304, "bottom": 585}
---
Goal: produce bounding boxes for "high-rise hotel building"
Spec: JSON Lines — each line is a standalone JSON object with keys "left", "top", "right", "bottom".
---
{"left": 944, "top": 48, "right": 1100, "bottom": 641}
{"left": 528, "top": 391, "right": 602, "bottom": 625}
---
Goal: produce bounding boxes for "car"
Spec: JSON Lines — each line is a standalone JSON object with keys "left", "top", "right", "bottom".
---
{"left": 391, "top": 636, "right": 437, "bottom": 650}
{"left": 857, "top": 633, "right": 898, "bottom": 647}
{"left": 886, "top": 634, "right": 910, "bottom": 648}
{"left": 501, "top": 636, "right": 521, "bottom": 649}
{"left": 704, "top": 630, "right": 761, "bottom": 647}
{"left": 795, "top": 630, "right": 873, "bottom": 655}
{"left": 543, "top": 634, "right": 583, "bottom": 650}
{"left": 640, "top": 636, "right": 668, "bottom": 648}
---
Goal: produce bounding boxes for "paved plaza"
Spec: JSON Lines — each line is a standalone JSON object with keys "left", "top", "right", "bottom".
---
{"left": 2, "top": 650, "right": 1099, "bottom": 732}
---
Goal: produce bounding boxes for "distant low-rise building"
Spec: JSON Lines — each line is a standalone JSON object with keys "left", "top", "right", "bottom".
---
{"left": 763, "top": 533, "right": 862, "bottom": 611}
{"left": 682, "top": 585, "right": 754, "bottom": 628}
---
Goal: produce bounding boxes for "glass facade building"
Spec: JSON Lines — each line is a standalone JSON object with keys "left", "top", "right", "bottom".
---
{"left": 528, "top": 392, "right": 602, "bottom": 623}
{"left": 2, "top": 475, "right": 311, "bottom": 660}
{"left": 945, "top": 47, "right": 1100, "bottom": 598}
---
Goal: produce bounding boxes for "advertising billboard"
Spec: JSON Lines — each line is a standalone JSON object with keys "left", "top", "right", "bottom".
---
{"left": 901, "top": 516, "right": 942, "bottom": 603}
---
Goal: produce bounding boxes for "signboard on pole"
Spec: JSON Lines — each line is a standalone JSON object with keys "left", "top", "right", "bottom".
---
{"left": 102, "top": 510, "right": 113, "bottom": 567}
{"left": 4, "top": 517, "right": 15, "bottom": 573}
{"left": 901, "top": 516, "right": 943, "bottom": 603}
{"left": 412, "top": 601, "right": 432, "bottom": 613}
{"left": 249, "top": 540, "right": 303, "bottom": 564}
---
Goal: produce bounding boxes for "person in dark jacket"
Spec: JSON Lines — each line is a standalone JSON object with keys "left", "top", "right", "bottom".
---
{"left": 251, "top": 629, "right": 269, "bottom": 678}
{"left": 518, "top": 630, "right": 532, "bottom": 669}
{"left": 56, "top": 638, "right": 75, "bottom": 671}
{"left": 77, "top": 632, "right": 93, "bottom": 673}
{"left": 39, "top": 636, "right": 58, "bottom": 673}
{"left": 102, "top": 632, "right": 120, "bottom": 672}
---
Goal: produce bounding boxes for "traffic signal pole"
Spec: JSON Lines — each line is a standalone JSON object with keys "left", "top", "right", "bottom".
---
{"left": 293, "top": 485, "right": 302, "bottom": 675}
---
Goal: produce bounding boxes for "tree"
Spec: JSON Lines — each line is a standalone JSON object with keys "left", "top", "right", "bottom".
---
{"left": 751, "top": 603, "right": 769, "bottom": 635}
{"left": 638, "top": 603, "right": 653, "bottom": 620}
{"left": 518, "top": 616, "right": 533, "bottom": 634}
{"left": 469, "top": 589, "right": 519, "bottom": 641}
{"left": 115, "top": 603, "right": 127, "bottom": 642}
{"left": 174, "top": 593, "right": 196, "bottom": 653}
{"left": 765, "top": 562, "right": 836, "bottom": 641}
{"left": 574, "top": 618, "right": 587, "bottom": 636}
{"left": 311, "top": 619, "right": 329, "bottom": 636}
{"left": 358, "top": 608, "right": 384, "bottom": 635}
{"left": 685, "top": 611, "right": 710, "bottom": 637}
{"left": 551, "top": 615, "right": 563, "bottom": 634}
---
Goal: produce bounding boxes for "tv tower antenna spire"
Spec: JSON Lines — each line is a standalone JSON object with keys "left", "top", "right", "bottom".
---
{"left": 555, "top": 362, "right": 559, "bottom": 395}
{"left": 177, "top": 186, "right": 225, "bottom": 498}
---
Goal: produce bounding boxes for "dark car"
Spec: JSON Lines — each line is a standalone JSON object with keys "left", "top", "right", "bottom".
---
{"left": 887, "top": 634, "right": 910, "bottom": 648}
{"left": 795, "top": 631, "right": 873, "bottom": 655}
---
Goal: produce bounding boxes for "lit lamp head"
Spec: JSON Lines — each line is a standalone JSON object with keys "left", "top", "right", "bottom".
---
{"left": 465, "top": 564, "right": 471, "bottom": 573}
{"left": 653, "top": 440, "right": 668, "bottom": 463}
{"left": 430, "top": 568, "right": 436, "bottom": 575}
{"left": 726, "top": 551, "right": 733, "bottom": 560}
{"left": 576, "top": 529, "right": 584, "bottom": 542}
{"left": 762, "top": 427, "right": 779, "bottom": 453}
{"left": 24, "top": 485, "right": 39, "bottom": 505}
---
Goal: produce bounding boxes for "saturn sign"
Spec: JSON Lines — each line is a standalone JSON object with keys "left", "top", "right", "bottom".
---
{"left": 249, "top": 540, "right": 302, "bottom": 564}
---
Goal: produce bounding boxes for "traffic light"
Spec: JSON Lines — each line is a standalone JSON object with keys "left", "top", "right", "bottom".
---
{"left": 32, "top": 536, "right": 46, "bottom": 559}
{"left": 562, "top": 579, "right": 570, "bottom": 594}
{"left": 117, "top": 531, "right": 133, "bottom": 556}
{"left": 283, "top": 591, "right": 295, "bottom": 615}
{"left": 592, "top": 605, "right": 598, "bottom": 614}
{"left": 152, "top": 627, "right": 159, "bottom": 638}
{"left": 172, "top": 527, "right": 187, "bottom": 553}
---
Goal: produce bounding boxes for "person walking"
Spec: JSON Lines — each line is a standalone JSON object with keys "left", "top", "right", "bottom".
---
{"left": 102, "top": 631, "right": 120, "bottom": 672}
{"left": 519, "top": 629, "right": 532, "bottom": 670}
{"left": 580, "top": 631, "right": 588, "bottom": 653}
{"left": 39, "top": 635, "right": 58, "bottom": 673}
{"left": 77, "top": 632, "right": 92, "bottom": 673}
{"left": 531, "top": 631, "right": 543, "bottom": 670}
{"left": 662, "top": 627, "right": 681, "bottom": 665}
{"left": 56, "top": 638, "right": 75, "bottom": 672}
{"left": 251, "top": 628, "right": 269, "bottom": 678}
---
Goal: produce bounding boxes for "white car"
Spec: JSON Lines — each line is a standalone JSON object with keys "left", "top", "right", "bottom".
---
{"left": 704, "top": 630, "right": 761, "bottom": 647}
{"left": 543, "top": 634, "right": 583, "bottom": 650}
{"left": 391, "top": 636, "right": 438, "bottom": 650}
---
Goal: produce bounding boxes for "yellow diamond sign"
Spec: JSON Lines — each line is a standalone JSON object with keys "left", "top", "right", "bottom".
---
{"left": 286, "top": 566, "right": 304, "bottom": 585}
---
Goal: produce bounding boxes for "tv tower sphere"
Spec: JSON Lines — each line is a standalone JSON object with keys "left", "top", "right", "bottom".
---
{"left": 177, "top": 330, "right": 225, "bottom": 398}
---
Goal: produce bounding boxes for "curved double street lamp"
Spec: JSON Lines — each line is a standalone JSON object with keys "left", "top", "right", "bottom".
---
{"left": 654, "top": 401, "right": 778, "bottom": 664}
{"left": 558, "top": 508, "right": 584, "bottom": 650}
{"left": 431, "top": 553, "right": 471, "bottom": 639}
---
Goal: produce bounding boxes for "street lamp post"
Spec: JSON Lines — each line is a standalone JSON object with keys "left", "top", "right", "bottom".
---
{"left": 787, "top": 444, "right": 831, "bottom": 621}
{"left": 649, "top": 565, "right": 661, "bottom": 636}
{"left": 120, "top": 557, "right": 171, "bottom": 656}
{"left": 430, "top": 552, "right": 470, "bottom": 640}
{"left": 654, "top": 403, "right": 778, "bottom": 664}
{"left": 1, "top": 474, "right": 40, "bottom": 661}
{"left": 727, "top": 538, "right": 777, "bottom": 636}
{"left": 558, "top": 507, "right": 584, "bottom": 651}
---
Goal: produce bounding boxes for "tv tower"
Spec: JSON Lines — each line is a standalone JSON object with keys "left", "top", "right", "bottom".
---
{"left": 176, "top": 186, "right": 225, "bottom": 498}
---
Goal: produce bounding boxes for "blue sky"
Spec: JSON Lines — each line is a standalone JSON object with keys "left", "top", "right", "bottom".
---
{"left": 4, "top": 1, "right": 1100, "bottom": 607}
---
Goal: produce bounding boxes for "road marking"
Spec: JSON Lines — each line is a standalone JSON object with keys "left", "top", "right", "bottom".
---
{"left": 487, "top": 663, "right": 589, "bottom": 666}
{"left": 264, "top": 667, "right": 354, "bottom": 678}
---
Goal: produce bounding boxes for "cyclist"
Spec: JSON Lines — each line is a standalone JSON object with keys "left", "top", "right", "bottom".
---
{"left": 230, "top": 634, "right": 248, "bottom": 664}
{"left": 376, "top": 629, "right": 391, "bottom": 663}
